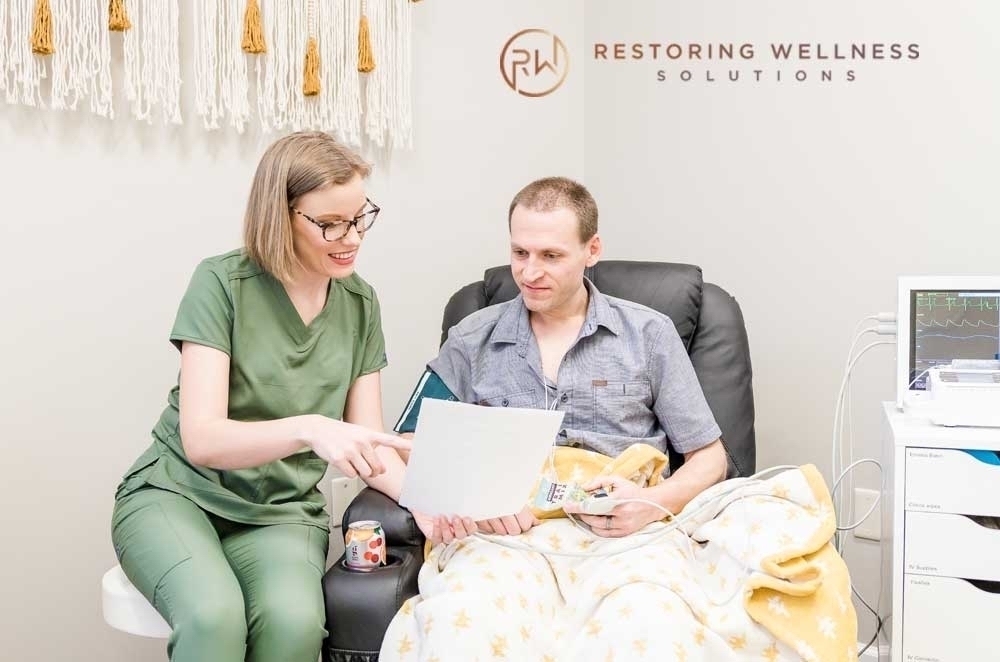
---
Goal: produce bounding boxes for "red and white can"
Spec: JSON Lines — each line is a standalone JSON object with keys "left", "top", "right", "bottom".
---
{"left": 344, "top": 520, "right": 387, "bottom": 570}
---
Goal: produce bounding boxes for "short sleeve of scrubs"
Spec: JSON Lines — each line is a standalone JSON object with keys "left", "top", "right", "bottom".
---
{"left": 169, "top": 259, "right": 234, "bottom": 355}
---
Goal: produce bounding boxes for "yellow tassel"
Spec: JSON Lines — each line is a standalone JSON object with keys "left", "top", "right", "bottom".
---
{"left": 241, "top": 0, "right": 266, "bottom": 53}
{"left": 303, "top": 37, "right": 321, "bottom": 96}
{"left": 30, "top": 0, "right": 54, "bottom": 55}
{"left": 357, "top": 14, "right": 375, "bottom": 73}
{"left": 108, "top": 0, "right": 131, "bottom": 32}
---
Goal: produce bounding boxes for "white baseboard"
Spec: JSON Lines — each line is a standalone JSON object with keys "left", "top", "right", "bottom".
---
{"left": 858, "top": 643, "right": 889, "bottom": 660}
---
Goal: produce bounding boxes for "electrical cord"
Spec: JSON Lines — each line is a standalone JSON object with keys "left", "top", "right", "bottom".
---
{"left": 855, "top": 584, "right": 884, "bottom": 656}
{"left": 831, "top": 338, "right": 894, "bottom": 543}
{"left": 470, "top": 465, "right": 806, "bottom": 608}
{"left": 832, "top": 312, "right": 896, "bottom": 657}
{"left": 832, "top": 458, "right": 884, "bottom": 532}
{"left": 472, "top": 465, "right": 801, "bottom": 557}
{"left": 840, "top": 326, "right": 877, "bottom": 525}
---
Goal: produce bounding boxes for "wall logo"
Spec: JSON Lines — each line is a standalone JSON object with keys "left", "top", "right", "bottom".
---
{"left": 500, "top": 29, "right": 569, "bottom": 97}
{"left": 591, "top": 40, "right": 920, "bottom": 85}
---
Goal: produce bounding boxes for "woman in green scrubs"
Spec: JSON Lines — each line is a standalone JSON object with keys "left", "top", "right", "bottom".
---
{"left": 111, "top": 131, "right": 412, "bottom": 662}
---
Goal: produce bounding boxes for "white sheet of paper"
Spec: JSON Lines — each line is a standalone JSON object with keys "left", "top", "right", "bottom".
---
{"left": 398, "top": 398, "right": 565, "bottom": 520}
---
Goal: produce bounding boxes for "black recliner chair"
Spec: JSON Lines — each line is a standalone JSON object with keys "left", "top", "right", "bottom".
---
{"left": 322, "top": 261, "right": 756, "bottom": 662}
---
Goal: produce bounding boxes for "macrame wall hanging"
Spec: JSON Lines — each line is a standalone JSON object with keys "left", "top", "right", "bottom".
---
{"left": 0, "top": 0, "right": 419, "bottom": 151}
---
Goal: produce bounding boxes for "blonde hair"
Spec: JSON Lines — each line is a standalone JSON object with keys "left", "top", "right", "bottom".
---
{"left": 244, "top": 131, "right": 371, "bottom": 282}
{"left": 507, "top": 176, "right": 598, "bottom": 242}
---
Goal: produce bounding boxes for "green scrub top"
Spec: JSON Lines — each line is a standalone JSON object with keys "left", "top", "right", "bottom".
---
{"left": 115, "top": 249, "right": 388, "bottom": 531}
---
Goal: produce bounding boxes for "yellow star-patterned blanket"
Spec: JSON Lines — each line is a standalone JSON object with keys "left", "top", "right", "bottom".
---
{"left": 381, "top": 447, "right": 858, "bottom": 662}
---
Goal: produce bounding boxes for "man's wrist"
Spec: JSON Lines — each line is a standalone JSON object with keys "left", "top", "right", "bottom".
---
{"left": 645, "top": 482, "right": 681, "bottom": 518}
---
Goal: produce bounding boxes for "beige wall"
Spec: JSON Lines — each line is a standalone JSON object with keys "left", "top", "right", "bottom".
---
{"left": 582, "top": 0, "right": 999, "bottom": 647}
{"left": 3, "top": 1, "right": 997, "bottom": 659}
{"left": 0, "top": 2, "right": 583, "bottom": 660}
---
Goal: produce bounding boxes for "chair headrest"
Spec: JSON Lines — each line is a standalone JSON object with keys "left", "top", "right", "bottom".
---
{"left": 483, "top": 261, "right": 703, "bottom": 346}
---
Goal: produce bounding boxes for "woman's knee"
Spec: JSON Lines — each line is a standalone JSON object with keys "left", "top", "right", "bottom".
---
{"left": 173, "top": 589, "right": 248, "bottom": 644}
{"left": 251, "top": 597, "right": 326, "bottom": 650}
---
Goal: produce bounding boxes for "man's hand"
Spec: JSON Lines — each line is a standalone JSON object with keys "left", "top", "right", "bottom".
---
{"left": 564, "top": 475, "right": 667, "bottom": 538}
{"left": 477, "top": 506, "right": 540, "bottom": 536}
{"left": 412, "top": 511, "right": 477, "bottom": 546}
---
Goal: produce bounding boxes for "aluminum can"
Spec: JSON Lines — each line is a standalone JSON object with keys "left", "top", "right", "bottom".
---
{"left": 345, "top": 520, "right": 386, "bottom": 570}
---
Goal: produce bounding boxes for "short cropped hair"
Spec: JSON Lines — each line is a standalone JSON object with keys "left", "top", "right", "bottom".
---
{"left": 244, "top": 131, "right": 371, "bottom": 282}
{"left": 507, "top": 176, "right": 598, "bottom": 243}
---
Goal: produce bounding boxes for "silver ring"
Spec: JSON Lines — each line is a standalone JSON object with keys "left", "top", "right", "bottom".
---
{"left": 605, "top": 516, "right": 612, "bottom": 530}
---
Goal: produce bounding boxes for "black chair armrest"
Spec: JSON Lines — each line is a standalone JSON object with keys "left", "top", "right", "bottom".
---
{"left": 322, "top": 545, "right": 423, "bottom": 662}
{"left": 322, "top": 488, "right": 427, "bottom": 661}
{"left": 342, "top": 487, "right": 425, "bottom": 548}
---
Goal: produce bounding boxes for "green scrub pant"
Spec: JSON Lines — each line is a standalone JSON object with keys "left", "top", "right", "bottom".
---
{"left": 111, "top": 487, "right": 329, "bottom": 662}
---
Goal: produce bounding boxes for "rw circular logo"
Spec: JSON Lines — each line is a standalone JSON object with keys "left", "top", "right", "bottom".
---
{"left": 500, "top": 29, "right": 569, "bottom": 97}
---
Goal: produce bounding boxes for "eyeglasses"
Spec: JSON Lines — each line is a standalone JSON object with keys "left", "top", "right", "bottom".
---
{"left": 290, "top": 198, "right": 380, "bottom": 242}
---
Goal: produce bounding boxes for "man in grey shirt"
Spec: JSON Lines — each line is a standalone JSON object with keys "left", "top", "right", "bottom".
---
{"left": 394, "top": 176, "right": 727, "bottom": 540}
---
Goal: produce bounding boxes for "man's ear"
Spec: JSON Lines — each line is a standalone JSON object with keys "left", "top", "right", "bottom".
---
{"left": 585, "top": 234, "right": 602, "bottom": 267}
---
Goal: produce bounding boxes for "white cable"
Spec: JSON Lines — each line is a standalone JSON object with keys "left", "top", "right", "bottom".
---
{"left": 828, "top": 314, "right": 895, "bottom": 644}
{"left": 832, "top": 340, "right": 895, "bottom": 473}
{"left": 471, "top": 465, "right": 799, "bottom": 557}
{"left": 540, "top": 378, "right": 560, "bottom": 479}
{"left": 831, "top": 338, "right": 894, "bottom": 532}
{"left": 838, "top": 324, "right": 894, "bottom": 526}
{"left": 851, "top": 316, "right": 878, "bottom": 340}
{"left": 831, "top": 339, "right": 893, "bottom": 549}
{"left": 838, "top": 326, "right": 877, "bottom": 522}
{"left": 470, "top": 466, "right": 803, "bottom": 608}
{"left": 835, "top": 325, "right": 873, "bottom": 523}
{"left": 832, "top": 458, "right": 884, "bottom": 532}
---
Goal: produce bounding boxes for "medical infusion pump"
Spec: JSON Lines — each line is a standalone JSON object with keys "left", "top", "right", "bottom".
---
{"left": 924, "top": 363, "right": 1000, "bottom": 428}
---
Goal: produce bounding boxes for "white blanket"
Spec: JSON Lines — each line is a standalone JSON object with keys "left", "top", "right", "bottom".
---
{"left": 380, "top": 465, "right": 858, "bottom": 662}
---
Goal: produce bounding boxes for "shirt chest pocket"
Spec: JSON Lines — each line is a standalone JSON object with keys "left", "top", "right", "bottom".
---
{"left": 590, "top": 380, "right": 653, "bottom": 432}
{"left": 479, "top": 388, "right": 537, "bottom": 408}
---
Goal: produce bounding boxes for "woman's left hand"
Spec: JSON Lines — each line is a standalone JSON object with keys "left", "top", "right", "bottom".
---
{"left": 564, "top": 475, "right": 666, "bottom": 538}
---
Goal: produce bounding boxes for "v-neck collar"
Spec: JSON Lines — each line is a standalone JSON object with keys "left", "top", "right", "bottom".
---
{"left": 266, "top": 274, "right": 337, "bottom": 344}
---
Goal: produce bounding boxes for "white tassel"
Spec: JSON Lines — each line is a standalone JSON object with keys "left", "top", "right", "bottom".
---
{"left": 92, "top": 0, "right": 114, "bottom": 117}
{"left": 121, "top": 3, "right": 143, "bottom": 120}
{"left": 123, "top": 0, "right": 181, "bottom": 124}
{"left": 224, "top": 0, "right": 251, "bottom": 133}
{"left": 192, "top": 0, "right": 220, "bottom": 128}
{"left": 48, "top": 0, "right": 113, "bottom": 116}
{"left": 255, "top": 0, "right": 358, "bottom": 137}
{"left": 0, "top": 0, "right": 14, "bottom": 103}
{"left": 330, "top": 0, "right": 361, "bottom": 146}
{"left": 396, "top": 0, "right": 414, "bottom": 149}
{"left": 0, "top": 0, "right": 412, "bottom": 142}
{"left": 193, "top": 0, "right": 249, "bottom": 132}
{"left": 364, "top": 0, "right": 413, "bottom": 150}
{"left": 253, "top": 0, "right": 272, "bottom": 131}
{"left": 363, "top": 0, "right": 385, "bottom": 147}
{"left": 256, "top": 0, "right": 291, "bottom": 131}
{"left": 2, "top": 0, "right": 45, "bottom": 106}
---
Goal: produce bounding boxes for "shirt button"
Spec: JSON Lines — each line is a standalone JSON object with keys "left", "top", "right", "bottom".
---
{"left": 501, "top": 398, "right": 509, "bottom": 407}
{"left": 560, "top": 393, "right": 569, "bottom": 403}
